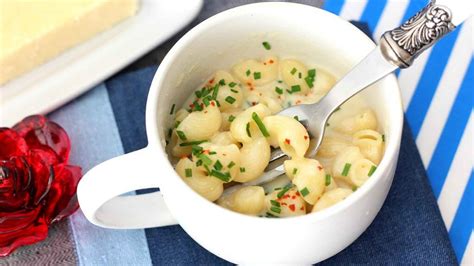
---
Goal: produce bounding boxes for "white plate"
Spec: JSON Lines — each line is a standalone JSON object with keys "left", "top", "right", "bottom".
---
{"left": 0, "top": 0, "right": 203, "bottom": 127}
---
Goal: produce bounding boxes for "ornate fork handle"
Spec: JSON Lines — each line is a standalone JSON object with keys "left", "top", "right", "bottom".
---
{"left": 380, "top": 0, "right": 456, "bottom": 68}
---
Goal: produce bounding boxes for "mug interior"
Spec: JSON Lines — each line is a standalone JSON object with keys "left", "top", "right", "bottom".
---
{"left": 145, "top": 2, "right": 403, "bottom": 263}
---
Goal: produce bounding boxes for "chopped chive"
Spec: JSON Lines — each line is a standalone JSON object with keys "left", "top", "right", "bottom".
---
{"left": 277, "top": 184, "right": 292, "bottom": 198}
{"left": 253, "top": 72, "right": 261, "bottom": 80}
{"left": 270, "top": 206, "right": 281, "bottom": 214}
{"left": 225, "top": 96, "right": 236, "bottom": 104}
{"left": 277, "top": 80, "right": 283, "bottom": 83}
{"left": 292, "top": 168, "right": 298, "bottom": 175}
{"left": 262, "top": 41, "right": 271, "bottom": 50}
{"left": 192, "top": 145, "right": 203, "bottom": 156}
{"left": 291, "top": 85, "right": 301, "bottom": 93}
{"left": 274, "top": 187, "right": 282, "bottom": 191}
{"left": 227, "top": 161, "right": 235, "bottom": 169}
{"left": 167, "top": 128, "right": 172, "bottom": 138}
{"left": 230, "top": 88, "right": 239, "bottom": 93}
{"left": 240, "top": 167, "right": 246, "bottom": 173}
{"left": 368, "top": 165, "right": 377, "bottom": 176}
{"left": 208, "top": 151, "right": 217, "bottom": 155}
{"left": 214, "top": 160, "right": 223, "bottom": 171}
{"left": 192, "top": 101, "right": 203, "bottom": 111}
{"left": 169, "top": 104, "right": 176, "bottom": 115}
{"left": 219, "top": 79, "right": 226, "bottom": 86}
{"left": 203, "top": 164, "right": 211, "bottom": 174}
{"left": 251, "top": 112, "right": 270, "bottom": 137}
{"left": 198, "top": 154, "right": 212, "bottom": 165}
{"left": 196, "top": 160, "right": 203, "bottom": 167}
{"left": 325, "top": 174, "right": 331, "bottom": 186}
{"left": 229, "top": 82, "right": 237, "bottom": 88}
{"left": 300, "top": 187, "right": 310, "bottom": 197}
{"left": 334, "top": 107, "right": 341, "bottom": 112}
{"left": 185, "top": 168, "right": 192, "bottom": 177}
{"left": 210, "top": 170, "right": 231, "bottom": 182}
{"left": 305, "top": 76, "right": 314, "bottom": 88}
{"left": 176, "top": 130, "right": 187, "bottom": 141}
{"left": 293, "top": 116, "right": 299, "bottom": 121}
{"left": 326, "top": 122, "right": 330, "bottom": 127}
{"left": 246, "top": 69, "right": 251, "bottom": 76}
{"left": 179, "top": 140, "right": 207, "bottom": 146}
{"left": 352, "top": 186, "right": 358, "bottom": 192}
{"left": 382, "top": 134, "right": 385, "bottom": 142}
{"left": 228, "top": 115, "right": 236, "bottom": 122}
{"left": 195, "top": 90, "right": 202, "bottom": 98}
{"left": 341, "top": 163, "right": 351, "bottom": 176}
{"left": 290, "top": 67, "right": 297, "bottom": 75}
{"left": 275, "top": 86, "right": 283, "bottom": 95}
{"left": 216, "top": 100, "right": 221, "bottom": 107}
{"left": 270, "top": 200, "right": 280, "bottom": 207}
{"left": 212, "top": 86, "right": 219, "bottom": 100}
{"left": 308, "top": 69, "right": 316, "bottom": 77}
{"left": 246, "top": 122, "right": 252, "bottom": 137}
{"left": 202, "top": 96, "right": 211, "bottom": 107}
{"left": 266, "top": 212, "right": 278, "bottom": 218}
{"left": 298, "top": 72, "right": 302, "bottom": 79}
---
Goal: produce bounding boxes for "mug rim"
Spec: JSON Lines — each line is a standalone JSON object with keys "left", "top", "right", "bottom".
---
{"left": 145, "top": 2, "right": 404, "bottom": 224}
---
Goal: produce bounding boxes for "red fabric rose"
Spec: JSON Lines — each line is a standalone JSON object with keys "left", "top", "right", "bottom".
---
{"left": 0, "top": 115, "right": 82, "bottom": 257}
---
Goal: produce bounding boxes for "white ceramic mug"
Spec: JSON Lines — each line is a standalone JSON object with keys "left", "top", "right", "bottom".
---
{"left": 77, "top": 3, "right": 403, "bottom": 264}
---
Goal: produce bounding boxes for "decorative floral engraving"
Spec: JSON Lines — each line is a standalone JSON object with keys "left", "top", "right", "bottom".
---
{"left": 390, "top": 2, "right": 454, "bottom": 55}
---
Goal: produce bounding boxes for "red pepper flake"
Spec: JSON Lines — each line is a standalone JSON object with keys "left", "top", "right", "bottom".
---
{"left": 252, "top": 102, "right": 257, "bottom": 106}
{"left": 317, "top": 166, "right": 323, "bottom": 171}
{"left": 296, "top": 100, "right": 302, "bottom": 104}
{"left": 208, "top": 78, "right": 215, "bottom": 84}
{"left": 246, "top": 82, "right": 252, "bottom": 87}
{"left": 210, "top": 101, "right": 216, "bottom": 107}
{"left": 295, "top": 191, "right": 300, "bottom": 196}
{"left": 281, "top": 202, "right": 287, "bottom": 206}
{"left": 269, "top": 59, "right": 274, "bottom": 64}
{"left": 278, "top": 96, "right": 281, "bottom": 99}
{"left": 283, "top": 194, "right": 290, "bottom": 199}
{"left": 300, "top": 206, "right": 305, "bottom": 211}
{"left": 289, "top": 204, "right": 296, "bottom": 212}
{"left": 285, "top": 138, "right": 291, "bottom": 145}
{"left": 250, "top": 87, "right": 254, "bottom": 91}
{"left": 200, "top": 103, "right": 204, "bottom": 109}
{"left": 189, "top": 103, "right": 194, "bottom": 108}
{"left": 203, "top": 150, "right": 210, "bottom": 154}
{"left": 204, "top": 111, "right": 208, "bottom": 114}
{"left": 304, "top": 93, "right": 308, "bottom": 97}
{"left": 304, "top": 135, "right": 309, "bottom": 140}
{"left": 263, "top": 62, "right": 267, "bottom": 65}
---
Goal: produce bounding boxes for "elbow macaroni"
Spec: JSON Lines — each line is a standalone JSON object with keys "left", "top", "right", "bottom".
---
{"left": 167, "top": 54, "right": 385, "bottom": 217}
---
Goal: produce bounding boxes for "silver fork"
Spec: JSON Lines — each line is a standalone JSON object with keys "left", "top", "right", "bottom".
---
{"left": 227, "top": 0, "right": 460, "bottom": 191}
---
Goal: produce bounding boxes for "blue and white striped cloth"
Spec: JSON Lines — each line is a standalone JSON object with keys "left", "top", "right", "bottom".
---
{"left": 324, "top": 0, "right": 473, "bottom": 263}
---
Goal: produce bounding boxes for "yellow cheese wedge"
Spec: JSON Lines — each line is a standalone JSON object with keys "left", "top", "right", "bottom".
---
{"left": 0, "top": 0, "right": 138, "bottom": 85}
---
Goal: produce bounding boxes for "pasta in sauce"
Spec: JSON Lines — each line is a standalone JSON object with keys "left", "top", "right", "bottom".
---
{"left": 167, "top": 45, "right": 384, "bottom": 218}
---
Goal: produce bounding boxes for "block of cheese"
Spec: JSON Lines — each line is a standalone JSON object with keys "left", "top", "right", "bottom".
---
{"left": 0, "top": 0, "right": 138, "bottom": 85}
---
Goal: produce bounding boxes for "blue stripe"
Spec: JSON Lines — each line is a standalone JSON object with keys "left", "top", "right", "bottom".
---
{"left": 449, "top": 171, "right": 474, "bottom": 261}
{"left": 323, "top": 0, "right": 345, "bottom": 15}
{"left": 49, "top": 84, "right": 153, "bottom": 266}
{"left": 406, "top": 26, "right": 462, "bottom": 137}
{"left": 359, "top": 0, "right": 388, "bottom": 38}
{"left": 399, "top": 0, "right": 429, "bottom": 25}
{"left": 427, "top": 58, "right": 474, "bottom": 197}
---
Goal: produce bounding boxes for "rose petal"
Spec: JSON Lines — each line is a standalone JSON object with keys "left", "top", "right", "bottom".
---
{"left": 24, "top": 152, "right": 54, "bottom": 206}
{"left": 0, "top": 129, "right": 28, "bottom": 160}
{"left": 0, "top": 208, "right": 47, "bottom": 257}
{"left": 43, "top": 164, "right": 82, "bottom": 224}
{"left": 13, "top": 115, "right": 71, "bottom": 163}
{"left": 0, "top": 157, "right": 32, "bottom": 211}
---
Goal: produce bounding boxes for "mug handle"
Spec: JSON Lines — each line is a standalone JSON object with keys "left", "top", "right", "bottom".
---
{"left": 77, "top": 147, "right": 178, "bottom": 229}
